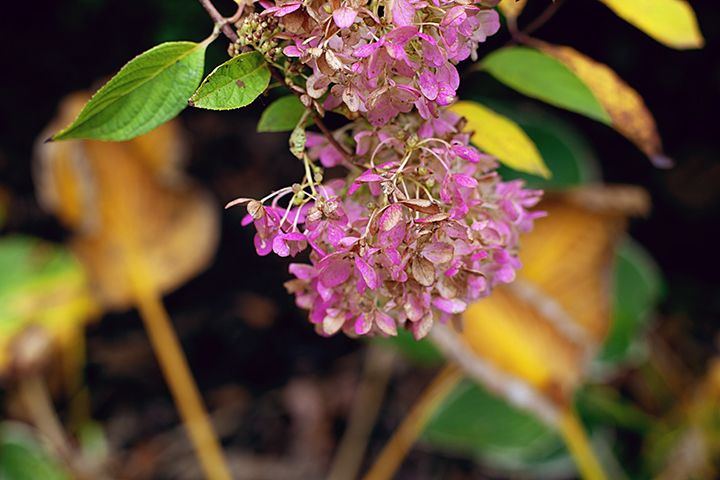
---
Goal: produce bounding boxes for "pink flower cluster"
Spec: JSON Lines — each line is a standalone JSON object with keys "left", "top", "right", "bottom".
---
{"left": 260, "top": 0, "right": 501, "bottom": 125}
{"left": 231, "top": 111, "right": 544, "bottom": 339}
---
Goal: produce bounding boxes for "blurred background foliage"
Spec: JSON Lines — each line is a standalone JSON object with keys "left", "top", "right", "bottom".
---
{"left": 0, "top": 0, "right": 719, "bottom": 479}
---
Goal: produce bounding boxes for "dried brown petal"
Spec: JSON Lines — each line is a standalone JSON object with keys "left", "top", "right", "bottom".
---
{"left": 414, "top": 212, "right": 450, "bottom": 223}
{"left": 412, "top": 256, "right": 436, "bottom": 287}
{"left": 379, "top": 204, "right": 403, "bottom": 232}
{"left": 247, "top": 200, "right": 265, "bottom": 220}
{"left": 323, "top": 313, "right": 346, "bottom": 335}
{"left": 284, "top": 278, "right": 309, "bottom": 294}
{"left": 400, "top": 198, "right": 440, "bottom": 214}
{"left": 283, "top": 10, "right": 306, "bottom": 34}
{"left": 413, "top": 313, "right": 434, "bottom": 340}
{"left": 437, "top": 275, "right": 458, "bottom": 299}
{"left": 325, "top": 50, "right": 344, "bottom": 71}
{"left": 224, "top": 197, "right": 254, "bottom": 209}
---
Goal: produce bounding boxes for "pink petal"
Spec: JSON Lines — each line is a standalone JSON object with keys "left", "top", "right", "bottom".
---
{"left": 422, "top": 242, "right": 454, "bottom": 263}
{"left": 379, "top": 204, "right": 403, "bottom": 232}
{"left": 355, "top": 257, "right": 378, "bottom": 290}
{"left": 333, "top": 7, "right": 357, "bottom": 28}
{"left": 495, "top": 263, "right": 516, "bottom": 283}
{"left": 354, "top": 313, "right": 373, "bottom": 335}
{"left": 353, "top": 42, "right": 381, "bottom": 58}
{"left": 289, "top": 263, "right": 318, "bottom": 279}
{"left": 391, "top": 0, "right": 415, "bottom": 26}
{"left": 375, "top": 310, "right": 398, "bottom": 336}
{"left": 452, "top": 144, "right": 481, "bottom": 163}
{"left": 418, "top": 68, "right": 438, "bottom": 101}
{"left": 432, "top": 297, "right": 467, "bottom": 314}
{"left": 320, "top": 257, "right": 352, "bottom": 287}
{"left": 453, "top": 173, "right": 478, "bottom": 188}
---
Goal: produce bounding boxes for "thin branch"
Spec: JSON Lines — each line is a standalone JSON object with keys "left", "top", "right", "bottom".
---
{"left": 522, "top": 0, "right": 566, "bottom": 37}
{"left": 267, "top": 64, "right": 354, "bottom": 162}
{"left": 198, "top": 0, "right": 239, "bottom": 42}
{"left": 360, "top": 363, "right": 463, "bottom": 480}
{"left": 325, "top": 345, "right": 396, "bottom": 480}
{"left": 312, "top": 112, "right": 354, "bottom": 160}
{"left": 506, "top": 0, "right": 567, "bottom": 47}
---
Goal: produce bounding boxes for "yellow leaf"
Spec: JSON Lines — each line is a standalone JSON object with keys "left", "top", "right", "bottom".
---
{"left": 531, "top": 40, "right": 671, "bottom": 167}
{"left": 498, "top": 0, "right": 528, "bottom": 21}
{"left": 34, "top": 92, "right": 221, "bottom": 310}
{"left": 435, "top": 186, "right": 650, "bottom": 409}
{"left": 597, "top": 0, "right": 704, "bottom": 50}
{"left": 449, "top": 100, "right": 551, "bottom": 179}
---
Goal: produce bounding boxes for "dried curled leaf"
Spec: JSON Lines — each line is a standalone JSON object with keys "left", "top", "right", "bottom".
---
{"left": 412, "top": 256, "right": 436, "bottom": 287}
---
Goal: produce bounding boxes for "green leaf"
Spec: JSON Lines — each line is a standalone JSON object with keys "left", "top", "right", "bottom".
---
{"left": 0, "top": 236, "right": 95, "bottom": 372}
{"left": 53, "top": 41, "right": 209, "bottom": 141}
{"left": 596, "top": 237, "right": 663, "bottom": 366}
{"left": 481, "top": 47, "right": 611, "bottom": 125}
{"left": 0, "top": 422, "right": 71, "bottom": 480}
{"left": 189, "top": 51, "right": 270, "bottom": 110}
{"left": 424, "top": 380, "right": 574, "bottom": 476}
{"left": 476, "top": 100, "right": 601, "bottom": 190}
{"left": 258, "top": 95, "right": 313, "bottom": 132}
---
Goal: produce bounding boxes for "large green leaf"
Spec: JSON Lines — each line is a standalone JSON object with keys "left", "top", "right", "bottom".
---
{"left": 53, "top": 41, "right": 209, "bottom": 141}
{"left": 0, "top": 422, "right": 71, "bottom": 480}
{"left": 257, "top": 95, "right": 312, "bottom": 132}
{"left": 596, "top": 237, "right": 663, "bottom": 367}
{"left": 189, "top": 51, "right": 270, "bottom": 110}
{"left": 481, "top": 47, "right": 611, "bottom": 125}
{"left": 424, "top": 380, "right": 574, "bottom": 476}
{"left": 481, "top": 101, "right": 601, "bottom": 190}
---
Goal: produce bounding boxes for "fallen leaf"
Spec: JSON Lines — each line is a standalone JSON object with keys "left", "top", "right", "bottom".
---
{"left": 597, "top": 0, "right": 704, "bottom": 50}
{"left": 34, "top": 92, "right": 220, "bottom": 310}
{"left": 431, "top": 185, "right": 650, "bottom": 419}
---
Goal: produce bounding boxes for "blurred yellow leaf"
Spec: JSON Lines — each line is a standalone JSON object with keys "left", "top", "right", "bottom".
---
{"left": 34, "top": 92, "right": 220, "bottom": 310}
{"left": 530, "top": 40, "right": 671, "bottom": 168}
{"left": 0, "top": 236, "right": 99, "bottom": 377}
{"left": 432, "top": 186, "right": 650, "bottom": 415}
{"left": 597, "top": 0, "right": 704, "bottom": 50}
{"left": 449, "top": 100, "right": 551, "bottom": 179}
{"left": 498, "top": 0, "right": 528, "bottom": 21}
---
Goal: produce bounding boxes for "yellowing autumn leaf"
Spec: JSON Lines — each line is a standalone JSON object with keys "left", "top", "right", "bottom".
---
{"left": 431, "top": 186, "right": 650, "bottom": 415}
{"left": 34, "top": 92, "right": 220, "bottom": 310}
{"left": 529, "top": 40, "right": 671, "bottom": 168}
{"left": 597, "top": 0, "right": 704, "bottom": 50}
{"left": 449, "top": 101, "right": 551, "bottom": 179}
